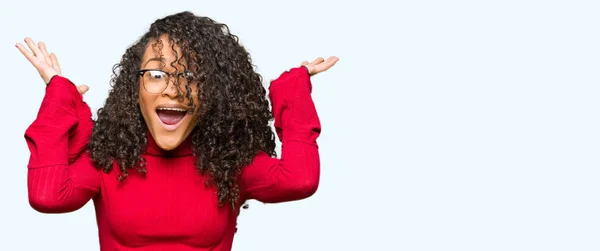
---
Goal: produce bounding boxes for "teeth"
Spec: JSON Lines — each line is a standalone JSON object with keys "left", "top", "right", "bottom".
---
{"left": 157, "top": 107, "right": 187, "bottom": 112}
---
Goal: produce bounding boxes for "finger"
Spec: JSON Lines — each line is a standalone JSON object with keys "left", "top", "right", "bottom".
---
{"left": 301, "top": 61, "right": 309, "bottom": 66}
{"left": 77, "top": 85, "right": 89, "bottom": 95}
{"left": 310, "top": 56, "right": 339, "bottom": 75}
{"left": 323, "top": 56, "right": 339, "bottom": 66}
{"left": 15, "top": 43, "right": 38, "bottom": 65}
{"left": 24, "top": 38, "right": 43, "bottom": 60}
{"left": 309, "top": 57, "right": 325, "bottom": 66}
{"left": 50, "top": 53, "right": 62, "bottom": 75}
{"left": 38, "top": 42, "right": 52, "bottom": 66}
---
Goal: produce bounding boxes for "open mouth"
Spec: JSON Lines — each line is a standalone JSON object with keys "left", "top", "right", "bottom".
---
{"left": 156, "top": 107, "right": 187, "bottom": 127}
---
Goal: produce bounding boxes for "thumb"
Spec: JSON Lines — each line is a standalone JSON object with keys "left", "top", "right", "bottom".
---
{"left": 77, "top": 85, "right": 89, "bottom": 95}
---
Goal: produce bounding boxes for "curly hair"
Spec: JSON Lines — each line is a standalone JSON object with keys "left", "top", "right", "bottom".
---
{"left": 88, "top": 11, "right": 276, "bottom": 209}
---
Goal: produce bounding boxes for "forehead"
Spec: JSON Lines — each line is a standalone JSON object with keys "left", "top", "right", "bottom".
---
{"left": 141, "top": 35, "right": 186, "bottom": 68}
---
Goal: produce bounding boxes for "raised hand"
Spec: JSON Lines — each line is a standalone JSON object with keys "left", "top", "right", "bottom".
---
{"left": 301, "top": 56, "right": 339, "bottom": 76}
{"left": 16, "top": 38, "right": 89, "bottom": 94}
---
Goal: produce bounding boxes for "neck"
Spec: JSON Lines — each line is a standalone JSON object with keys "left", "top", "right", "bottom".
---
{"left": 144, "top": 131, "right": 193, "bottom": 157}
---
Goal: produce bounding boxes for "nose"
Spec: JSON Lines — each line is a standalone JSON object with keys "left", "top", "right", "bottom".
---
{"left": 161, "top": 78, "right": 184, "bottom": 99}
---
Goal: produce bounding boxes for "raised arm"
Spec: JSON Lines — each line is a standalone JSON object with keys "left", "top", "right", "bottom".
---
{"left": 18, "top": 38, "right": 100, "bottom": 213}
{"left": 239, "top": 57, "right": 338, "bottom": 203}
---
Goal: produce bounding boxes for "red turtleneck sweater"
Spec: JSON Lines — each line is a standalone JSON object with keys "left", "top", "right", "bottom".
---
{"left": 24, "top": 67, "right": 321, "bottom": 251}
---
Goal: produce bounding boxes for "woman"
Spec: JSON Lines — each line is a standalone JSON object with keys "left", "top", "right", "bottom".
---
{"left": 17, "top": 11, "right": 337, "bottom": 250}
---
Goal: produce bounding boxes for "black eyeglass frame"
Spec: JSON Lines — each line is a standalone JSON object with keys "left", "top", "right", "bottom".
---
{"left": 137, "top": 69, "right": 195, "bottom": 94}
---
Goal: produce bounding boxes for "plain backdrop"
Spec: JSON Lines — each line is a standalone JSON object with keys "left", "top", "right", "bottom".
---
{"left": 1, "top": 0, "right": 599, "bottom": 250}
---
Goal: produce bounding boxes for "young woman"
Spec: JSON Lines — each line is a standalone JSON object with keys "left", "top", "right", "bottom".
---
{"left": 17, "top": 11, "right": 338, "bottom": 250}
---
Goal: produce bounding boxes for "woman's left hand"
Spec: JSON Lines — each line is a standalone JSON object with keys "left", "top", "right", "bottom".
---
{"left": 301, "top": 56, "right": 339, "bottom": 76}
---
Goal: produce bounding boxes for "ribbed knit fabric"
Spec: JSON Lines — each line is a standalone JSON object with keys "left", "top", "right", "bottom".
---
{"left": 24, "top": 66, "right": 321, "bottom": 250}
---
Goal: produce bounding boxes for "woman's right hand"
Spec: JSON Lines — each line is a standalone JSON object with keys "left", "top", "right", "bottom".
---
{"left": 16, "top": 37, "right": 88, "bottom": 94}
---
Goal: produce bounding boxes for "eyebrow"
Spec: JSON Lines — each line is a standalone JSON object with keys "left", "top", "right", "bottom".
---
{"left": 143, "top": 57, "right": 165, "bottom": 67}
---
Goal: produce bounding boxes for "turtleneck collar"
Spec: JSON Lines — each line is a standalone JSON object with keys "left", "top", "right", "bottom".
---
{"left": 144, "top": 130, "right": 194, "bottom": 157}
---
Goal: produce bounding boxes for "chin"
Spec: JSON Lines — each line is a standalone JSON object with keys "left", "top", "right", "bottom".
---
{"left": 149, "top": 118, "right": 190, "bottom": 151}
{"left": 153, "top": 133, "right": 184, "bottom": 151}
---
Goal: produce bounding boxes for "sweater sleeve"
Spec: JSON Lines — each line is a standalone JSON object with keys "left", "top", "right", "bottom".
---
{"left": 239, "top": 66, "right": 321, "bottom": 203}
{"left": 24, "top": 75, "right": 100, "bottom": 213}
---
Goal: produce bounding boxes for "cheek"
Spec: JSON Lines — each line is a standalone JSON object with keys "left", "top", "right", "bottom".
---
{"left": 190, "top": 98, "right": 201, "bottom": 122}
{"left": 189, "top": 95, "right": 202, "bottom": 126}
{"left": 186, "top": 85, "right": 201, "bottom": 113}
{"left": 138, "top": 87, "right": 153, "bottom": 119}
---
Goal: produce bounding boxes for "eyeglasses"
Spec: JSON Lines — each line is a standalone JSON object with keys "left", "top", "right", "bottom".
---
{"left": 137, "top": 69, "right": 195, "bottom": 94}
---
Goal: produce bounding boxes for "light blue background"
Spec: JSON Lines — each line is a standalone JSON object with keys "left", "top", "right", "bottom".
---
{"left": 1, "top": 0, "right": 599, "bottom": 250}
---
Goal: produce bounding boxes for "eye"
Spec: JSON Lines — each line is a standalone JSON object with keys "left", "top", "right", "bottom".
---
{"left": 177, "top": 71, "right": 195, "bottom": 78}
{"left": 148, "top": 70, "right": 167, "bottom": 80}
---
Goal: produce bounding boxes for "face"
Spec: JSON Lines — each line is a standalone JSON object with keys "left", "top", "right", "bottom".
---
{"left": 138, "top": 35, "right": 200, "bottom": 151}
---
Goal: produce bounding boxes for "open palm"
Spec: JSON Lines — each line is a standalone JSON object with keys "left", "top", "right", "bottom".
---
{"left": 16, "top": 37, "right": 88, "bottom": 94}
{"left": 301, "top": 56, "right": 339, "bottom": 76}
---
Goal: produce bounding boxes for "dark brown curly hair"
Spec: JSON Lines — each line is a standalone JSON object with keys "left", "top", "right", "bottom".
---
{"left": 88, "top": 11, "right": 276, "bottom": 209}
